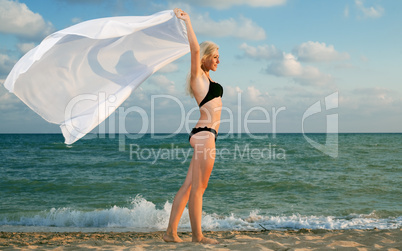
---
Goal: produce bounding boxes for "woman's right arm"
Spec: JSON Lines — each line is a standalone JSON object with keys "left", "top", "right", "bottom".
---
{"left": 174, "top": 9, "right": 201, "bottom": 79}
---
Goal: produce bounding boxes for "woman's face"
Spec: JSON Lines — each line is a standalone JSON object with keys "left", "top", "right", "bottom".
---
{"left": 203, "top": 49, "right": 220, "bottom": 72}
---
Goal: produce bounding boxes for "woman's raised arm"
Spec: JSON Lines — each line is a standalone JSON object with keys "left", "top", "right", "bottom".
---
{"left": 174, "top": 8, "right": 201, "bottom": 79}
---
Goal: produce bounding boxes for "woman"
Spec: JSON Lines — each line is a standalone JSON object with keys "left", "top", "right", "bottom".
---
{"left": 163, "top": 8, "right": 222, "bottom": 244}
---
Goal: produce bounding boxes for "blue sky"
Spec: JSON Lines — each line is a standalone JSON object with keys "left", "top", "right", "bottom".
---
{"left": 0, "top": 0, "right": 401, "bottom": 134}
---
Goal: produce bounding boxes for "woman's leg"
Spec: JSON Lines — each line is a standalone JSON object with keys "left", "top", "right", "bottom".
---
{"left": 164, "top": 131, "right": 218, "bottom": 244}
{"left": 188, "top": 133, "right": 218, "bottom": 244}
{"left": 163, "top": 155, "right": 195, "bottom": 242}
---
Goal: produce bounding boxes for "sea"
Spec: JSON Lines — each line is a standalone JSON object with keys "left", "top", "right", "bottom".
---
{"left": 0, "top": 133, "right": 401, "bottom": 232}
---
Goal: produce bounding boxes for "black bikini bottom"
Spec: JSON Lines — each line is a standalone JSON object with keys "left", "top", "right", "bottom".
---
{"left": 189, "top": 127, "right": 217, "bottom": 142}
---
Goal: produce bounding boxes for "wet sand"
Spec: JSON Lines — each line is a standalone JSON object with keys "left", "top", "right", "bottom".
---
{"left": 1, "top": 229, "right": 401, "bottom": 250}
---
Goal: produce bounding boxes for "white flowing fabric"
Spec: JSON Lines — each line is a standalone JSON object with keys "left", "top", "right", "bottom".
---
{"left": 4, "top": 10, "right": 189, "bottom": 144}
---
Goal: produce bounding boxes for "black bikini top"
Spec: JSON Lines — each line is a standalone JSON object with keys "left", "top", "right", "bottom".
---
{"left": 199, "top": 79, "right": 223, "bottom": 107}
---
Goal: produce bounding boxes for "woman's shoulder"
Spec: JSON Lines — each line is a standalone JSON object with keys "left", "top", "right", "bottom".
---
{"left": 192, "top": 72, "right": 209, "bottom": 85}
{"left": 191, "top": 73, "right": 209, "bottom": 95}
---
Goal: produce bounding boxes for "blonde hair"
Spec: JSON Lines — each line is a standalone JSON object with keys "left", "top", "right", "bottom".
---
{"left": 186, "top": 41, "right": 219, "bottom": 97}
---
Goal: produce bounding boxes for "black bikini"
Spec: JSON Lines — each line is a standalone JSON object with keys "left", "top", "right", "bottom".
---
{"left": 189, "top": 79, "right": 223, "bottom": 142}
{"left": 198, "top": 79, "right": 223, "bottom": 108}
{"left": 189, "top": 127, "right": 218, "bottom": 141}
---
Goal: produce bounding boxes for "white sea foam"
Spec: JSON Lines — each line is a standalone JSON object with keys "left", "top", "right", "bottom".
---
{"left": 1, "top": 196, "right": 400, "bottom": 231}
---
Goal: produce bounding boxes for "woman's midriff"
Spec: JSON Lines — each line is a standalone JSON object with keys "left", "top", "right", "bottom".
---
{"left": 195, "top": 98, "right": 222, "bottom": 132}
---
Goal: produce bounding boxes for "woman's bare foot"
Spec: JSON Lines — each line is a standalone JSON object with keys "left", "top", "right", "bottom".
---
{"left": 193, "top": 236, "right": 219, "bottom": 244}
{"left": 163, "top": 233, "right": 184, "bottom": 243}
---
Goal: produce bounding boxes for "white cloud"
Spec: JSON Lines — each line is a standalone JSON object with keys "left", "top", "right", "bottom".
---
{"left": 221, "top": 85, "right": 276, "bottom": 109}
{"left": 183, "top": 0, "right": 286, "bottom": 9}
{"left": 148, "top": 74, "right": 176, "bottom": 94}
{"left": 71, "top": 17, "right": 82, "bottom": 24}
{"left": 158, "top": 63, "right": 179, "bottom": 73}
{"left": 17, "top": 42, "right": 36, "bottom": 54}
{"left": 239, "top": 43, "right": 282, "bottom": 60}
{"left": 59, "top": 0, "right": 103, "bottom": 3}
{"left": 239, "top": 43, "right": 333, "bottom": 86}
{"left": 0, "top": 53, "right": 15, "bottom": 76}
{"left": 293, "top": 41, "right": 350, "bottom": 62}
{"left": 167, "top": 3, "right": 266, "bottom": 40}
{"left": 0, "top": 85, "right": 24, "bottom": 110}
{"left": 339, "top": 88, "right": 401, "bottom": 132}
{"left": 243, "top": 86, "right": 269, "bottom": 106}
{"left": 360, "top": 55, "right": 369, "bottom": 62}
{"left": 352, "top": 87, "right": 394, "bottom": 103}
{"left": 0, "top": 0, "right": 54, "bottom": 39}
{"left": 266, "top": 53, "right": 331, "bottom": 86}
{"left": 355, "top": 0, "right": 384, "bottom": 18}
{"left": 267, "top": 53, "right": 302, "bottom": 76}
{"left": 192, "top": 13, "right": 266, "bottom": 40}
{"left": 344, "top": 5, "right": 350, "bottom": 18}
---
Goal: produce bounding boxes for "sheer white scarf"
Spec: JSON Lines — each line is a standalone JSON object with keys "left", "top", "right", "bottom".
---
{"left": 4, "top": 10, "right": 189, "bottom": 144}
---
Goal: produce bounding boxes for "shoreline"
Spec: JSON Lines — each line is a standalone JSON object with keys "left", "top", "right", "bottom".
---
{"left": 1, "top": 229, "right": 401, "bottom": 250}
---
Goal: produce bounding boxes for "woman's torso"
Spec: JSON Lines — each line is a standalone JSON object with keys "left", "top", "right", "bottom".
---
{"left": 192, "top": 75, "right": 222, "bottom": 132}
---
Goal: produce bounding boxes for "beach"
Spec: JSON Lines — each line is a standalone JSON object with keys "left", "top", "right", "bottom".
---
{"left": 1, "top": 134, "right": 401, "bottom": 250}
{"left": 1, "top": 229, "right": 401, "bottom": 250}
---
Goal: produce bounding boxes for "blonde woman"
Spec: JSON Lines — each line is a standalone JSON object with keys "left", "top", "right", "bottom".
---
{"left": 163, "top": 8, "right": 222, "bottom": 244}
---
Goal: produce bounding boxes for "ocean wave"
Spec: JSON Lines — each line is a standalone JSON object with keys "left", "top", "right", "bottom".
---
{"left": 1, "top": 196, "right": 400, "bottom": 231}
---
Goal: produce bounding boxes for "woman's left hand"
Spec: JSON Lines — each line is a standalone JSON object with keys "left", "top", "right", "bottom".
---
{"left": 174, "top": 8, "right": 190, "bottom": 22}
